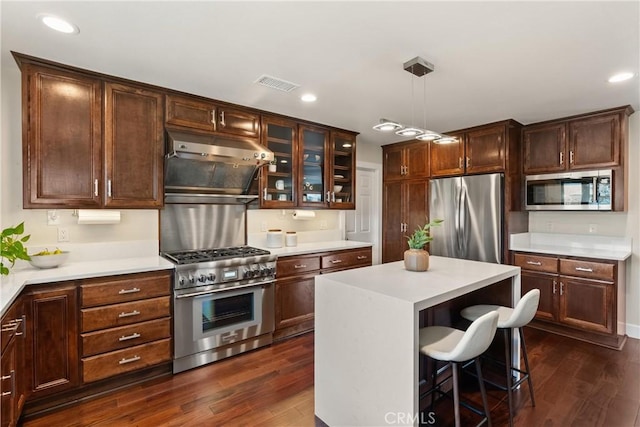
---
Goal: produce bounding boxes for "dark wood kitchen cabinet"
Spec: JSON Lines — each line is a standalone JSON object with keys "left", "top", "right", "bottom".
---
{"left": 514, "top": 252, "right": 624, "bottom": 349}
{"left": 165, "top": 93, "right": 260, "bottom": 138}
{"left": 104, "top": 82, "right": 164, "bottom": 208}
{"left": 17, "top": 55, "right": 165, "bottom": 209}
{"left": 382, "top": 180, "right": 429, "bottom": 263}
{"left": 431, "top": 121, "right": 518, "bottom": 177}
{"left": 21, "top": 64, "right": 103, "bottom": 208}
{"left": 383, "top": 141, "right": 430, "bottom": 181}
{"left": 23, "top": 283, "right": 79, "bottom": 400}
{"left": 79, "top": 271, "right": 171, "bottom": 383}
{"left": 522, "top": 106, "right": 633, "bottom": 174}
{"left": 274, "top": 247, "right": 372, "bottom": 341}
{"left": 1, "top": 298, "right": 25, "bottom": 427}
{"left": 260, "top": 115, "right": 298, "bottom": 208}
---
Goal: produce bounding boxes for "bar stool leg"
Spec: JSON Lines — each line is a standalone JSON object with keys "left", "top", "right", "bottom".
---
{"left": 519, "top": 327, "right": 536, "bottom": 406}
{"left": 474, "top": 357, "right": 492, "bottom": 427}
{"left": 452, "top": 362, "right": 461, "bottom": 427}
{"left": 503, "top": 329, "right": 514, "bottom": 427}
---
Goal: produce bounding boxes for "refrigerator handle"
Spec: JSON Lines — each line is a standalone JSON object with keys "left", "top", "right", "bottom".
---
{"left": 455, "top": 184, "right": 462, "bottom": 256}
{"left": 459, "top": 185, "right": 468, "bottom": 258}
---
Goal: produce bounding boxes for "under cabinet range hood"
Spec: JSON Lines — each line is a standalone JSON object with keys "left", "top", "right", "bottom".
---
{"left": 164, "top": 130, "right": 274, "bottom": 204}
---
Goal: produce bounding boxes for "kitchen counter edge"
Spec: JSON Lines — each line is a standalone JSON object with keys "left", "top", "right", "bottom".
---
{"left": 259, "top": 240, "right": 372, "bottom": 257}
{"left": 510, "top": 232, "right": 631, "bottom": 261}
{"left": 0, "top": 256, "right": 174, "bottom": 317}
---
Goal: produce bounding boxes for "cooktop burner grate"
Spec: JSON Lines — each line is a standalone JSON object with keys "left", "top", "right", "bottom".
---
{"left": 163, "top": 246, "right": 271, "bottom": 265}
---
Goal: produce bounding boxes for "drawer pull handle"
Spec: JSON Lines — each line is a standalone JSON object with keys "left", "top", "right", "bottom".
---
{"left": 575, "top": 267, "right": 593, "bottom": 273}
{"left": 294, "top": 264, "right": 307, "bottom": 269}
{"left": 118, "top": 355, "right": 141, "bottom": 365}
{"left": 118, "top": 287, "right": 141, "bottom": 295}
{"left": 357, "top": 256, "right": 368, "bottom": 260}
{"left": 118, "top": 310, "right": 140, "bottom": 318}
{"left": 526, "top": 261, "right": 542, "bottom": 266}
{"left": 330, "top": 259, "right": 343, "bottom": 264}
{"left": 118, "top": 332, "right": 141, "bottom": 342}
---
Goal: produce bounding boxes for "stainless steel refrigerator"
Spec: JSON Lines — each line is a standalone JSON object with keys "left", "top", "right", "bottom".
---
{"left": 429, "top": 173, "right": 503, "bottom": 264}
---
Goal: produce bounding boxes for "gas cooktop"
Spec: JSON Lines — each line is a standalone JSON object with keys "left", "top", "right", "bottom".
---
{"left": 162, "top": 246, "right": 271, "bottom": 265}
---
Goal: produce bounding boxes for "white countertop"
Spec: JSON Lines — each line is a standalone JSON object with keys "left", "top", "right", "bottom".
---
{"left": 318, "top": 255, "right": 519, "bottom": 310}
{"left": 510, "top": 233, "right": 632, "bottom": 261}
{"left": 0, "top": 256, "right": 174, "bottom": 317}
{"left": 258, "top": 240, "right": 372, "bottom": 257}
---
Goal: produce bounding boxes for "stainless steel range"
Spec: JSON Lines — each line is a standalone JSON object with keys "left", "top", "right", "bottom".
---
{"left": 160, "top": 204, "right": 277, "bottom": 374}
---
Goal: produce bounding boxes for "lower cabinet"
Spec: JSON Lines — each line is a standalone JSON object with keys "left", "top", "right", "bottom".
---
{"left": 23, "top": 284, "right": 79, "bottom": 399}
{"left": 515, "top": 252, "right": 623, "bottom": 349}
{"left": 1, "top": 298, "right": 25, "bottom": 427}
{"left": 274, "top": 247, "right": 372, "bottom": 341}
{"left": 10, "top": 269, "right": 172, "bottom": 421}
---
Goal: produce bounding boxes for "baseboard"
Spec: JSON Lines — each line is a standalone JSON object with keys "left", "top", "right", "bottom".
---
{"left": 625, "top": 322, "right": 640, "bottom": 339}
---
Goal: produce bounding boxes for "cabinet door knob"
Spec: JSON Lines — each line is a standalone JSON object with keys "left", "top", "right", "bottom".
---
{"left": 220, "top": 111, "right": 226, "bottom": 127}
{"left": 107, "top": 180, "right": 112, "bottom": 197}
{"left": 569, "top": 150, "right": 574, "bottom": 164}
{"left": 560, "top": 282, "right": 564, "bottom": 296}
{"left": 211, "top": 110, "right": 215, "bottom": 124}
{"left": 94, "top": 179, "right": 99, "bottom": 197}
{"left": 459, "top": 157, "right": 463, "bottom": 169}
{"left": 559, "top": 152, "right": 564, "bottom": 166}
{"left": 553, "top": 280, "right": 557, "bottom": 294}
{"left": 466, "top": 157, "right": 471, "bottom": 168}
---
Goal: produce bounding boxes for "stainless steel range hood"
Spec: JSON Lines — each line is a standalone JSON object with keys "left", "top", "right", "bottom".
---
{"left": 164, "top": 130, "right": 274, "bottom": 204}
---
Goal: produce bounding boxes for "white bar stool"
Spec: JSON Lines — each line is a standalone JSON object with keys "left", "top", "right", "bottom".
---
{"left": 460, "top": 289, "right": 540, "bottom": 427}
{"left": 419, "top": 311, "right": 499, "bottom": 427}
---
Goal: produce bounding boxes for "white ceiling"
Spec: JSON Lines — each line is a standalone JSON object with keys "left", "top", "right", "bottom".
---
{"left": 2, "top": 1, "right": 638, "bottom": 147}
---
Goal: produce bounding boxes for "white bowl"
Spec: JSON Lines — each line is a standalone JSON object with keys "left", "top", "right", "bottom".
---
{"left": 333, "top": 185, "right": 343, "bottom": 193}
{"left": 303, "top": 154, "right": 309, "bottom": 160}
{"left": 29, "top": 252, "right": 70, "bottom": 269}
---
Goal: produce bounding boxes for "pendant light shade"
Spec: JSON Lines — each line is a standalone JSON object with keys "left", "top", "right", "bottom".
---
{"left": 373, "top": 56, "right": 455, "bottom": 143}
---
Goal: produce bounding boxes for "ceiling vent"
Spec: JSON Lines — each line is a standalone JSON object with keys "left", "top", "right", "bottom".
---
{"left": 254, "top": 75, "right": 300, "bottom": 92}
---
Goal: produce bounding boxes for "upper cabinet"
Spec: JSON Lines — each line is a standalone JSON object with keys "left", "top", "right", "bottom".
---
{"left": 261, "top": 116, "right": 297, "bottom": 208}
{"left": 104, "top": 83, "right": 164, "bottom": 208}
{"left": 19, "top": 59, "right": 164, "bottom": 209}
{"left": 260, "top": 115, "right": 357, "bottom": 210}
{"left": 383, "top": 141, "right": 430, "bottom": 181}
{"left": 431, "top": 122, "right": 514, "bottom": 177}
{"left": 165, "top": 93, "right": 260, "bottom": 138}
{"left": 523, "top": 106, "right": 633, "bottom": 174}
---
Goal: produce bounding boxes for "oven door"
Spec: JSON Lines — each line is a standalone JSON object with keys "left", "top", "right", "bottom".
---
{"left": 174, "top": 282, "right": 275, "bottom": 359}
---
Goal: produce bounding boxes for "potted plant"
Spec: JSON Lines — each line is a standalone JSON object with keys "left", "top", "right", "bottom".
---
{"left": 404, "top": 218, "right": 443, "bottom": 272}
{"left": 1, "top": 222, "right": 31, "bottom": 275}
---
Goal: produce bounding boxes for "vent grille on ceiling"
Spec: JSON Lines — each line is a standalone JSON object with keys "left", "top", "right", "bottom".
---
{"left": 254, "top": 75, "right": 300, "bottom": 92}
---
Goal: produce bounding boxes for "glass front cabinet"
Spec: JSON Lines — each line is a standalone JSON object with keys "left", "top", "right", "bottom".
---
{"left": 261, "top": 116, "right": 297, "bottom": 208}
{"left": 261, "top": 116, "right": 356, "bottom": 209}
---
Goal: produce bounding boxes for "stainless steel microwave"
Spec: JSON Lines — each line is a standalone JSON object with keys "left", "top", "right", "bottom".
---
{"left": 525, "top": 170, "right": 612, "bottom": 211}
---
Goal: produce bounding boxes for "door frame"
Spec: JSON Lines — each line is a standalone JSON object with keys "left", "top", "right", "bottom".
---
{"left": 344, "top": 161, "right": 382, "bottom": 265}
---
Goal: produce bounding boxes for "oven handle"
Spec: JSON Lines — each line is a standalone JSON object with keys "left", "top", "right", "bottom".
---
{"left": 174, "top": 280, "right": 275, "bottom": 299}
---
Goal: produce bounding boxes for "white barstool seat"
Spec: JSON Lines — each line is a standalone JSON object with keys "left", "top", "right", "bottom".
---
{"left": 460, "top": 289, "right": 540, "bottom": 427}
{"left": 419, "top": 310, "right": 499, "bottom": 427}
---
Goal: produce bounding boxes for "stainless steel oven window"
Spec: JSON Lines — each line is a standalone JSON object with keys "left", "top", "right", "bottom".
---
{"left": 192, "top": 286, "right": 263, "bottom": 340}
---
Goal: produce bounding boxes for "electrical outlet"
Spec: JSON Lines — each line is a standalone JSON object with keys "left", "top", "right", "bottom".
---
{"left": 320, "top": 220, "right": 328, "bottom": 230}
{"left": 261, "top": 221, "right": 268, "bottom": 232}
{"left": 57, "top": 227, "right": 69, "bottom": 242}
{"left": 588, "top": 224, "right": 598, "bottom": 234}
{"left": 545, "top": 222, "right": 554, "bottom": 232}
{"left": 47, "top": 210, "right": 60, "bottom": 225}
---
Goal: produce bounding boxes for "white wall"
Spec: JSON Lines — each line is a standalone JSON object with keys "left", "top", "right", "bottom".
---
{"left": 529, "top": 112, "right": 640, "bottom": 337}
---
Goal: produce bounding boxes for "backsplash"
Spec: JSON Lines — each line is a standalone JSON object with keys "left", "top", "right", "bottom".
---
{"left": 529, "top": 211, "right": 632, "bottom": 236}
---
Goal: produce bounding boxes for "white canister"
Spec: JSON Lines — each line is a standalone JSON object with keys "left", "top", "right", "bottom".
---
{"left": 285, "top": 231, "right": 297, "bottom": 247}
{"left": 266, "top": 229, "right": 283, "bottom": 248}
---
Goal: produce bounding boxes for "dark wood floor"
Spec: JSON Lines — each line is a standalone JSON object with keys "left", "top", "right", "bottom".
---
{"left": 21, "top": 328, "right": 639, "bottom": 427}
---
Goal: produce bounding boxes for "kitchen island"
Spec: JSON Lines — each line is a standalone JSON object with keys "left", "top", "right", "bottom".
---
{"left": 314, "top": 256, "right": 521, "bottom": 427}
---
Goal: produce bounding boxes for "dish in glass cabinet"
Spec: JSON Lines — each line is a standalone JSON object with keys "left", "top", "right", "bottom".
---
{"left": 334, "top": 174, "right": 344, "bottom": 179}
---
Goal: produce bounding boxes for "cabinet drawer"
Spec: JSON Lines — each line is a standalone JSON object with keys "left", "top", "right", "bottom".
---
{"left": 82, "top": 338, "right": 171, "bottom": 383}
{"left": 277, "top": 256, "right": 321, "bottom": 277}
{"left": 560, "top": 259, "right": 615, "bottom": 281}
{"left": 81, "top": 296, "right": 171, "bottom": 332}
{"left": 514, "top": 253, "right": 558, "bottom": 273}
{"left": 321, "top": 248, "right": 372, "bottom": 269}
{"left": 81, "top": 317, "right": 171, "bottom": 357}
{"left": 81, "top": 272, "right": 171, "bottom": 307}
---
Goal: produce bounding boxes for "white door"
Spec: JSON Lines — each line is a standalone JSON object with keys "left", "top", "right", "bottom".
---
{"left": 346, "top": 163, "right": 381, "bottom": 264}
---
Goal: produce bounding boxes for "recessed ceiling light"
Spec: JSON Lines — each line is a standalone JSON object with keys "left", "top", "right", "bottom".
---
{"left": 301, "top": 93, "right": 317, "bottom": 102}
{"left": 39, "top": 14, "right": 79, "bottom": 34}
{"left": 608, "top": 72, "right": 634, "bottom": 83}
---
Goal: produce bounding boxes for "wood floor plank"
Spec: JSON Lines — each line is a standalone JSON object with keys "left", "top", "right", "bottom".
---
{"left": 21, "top": 330, "right": 640, "bottom": 427}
